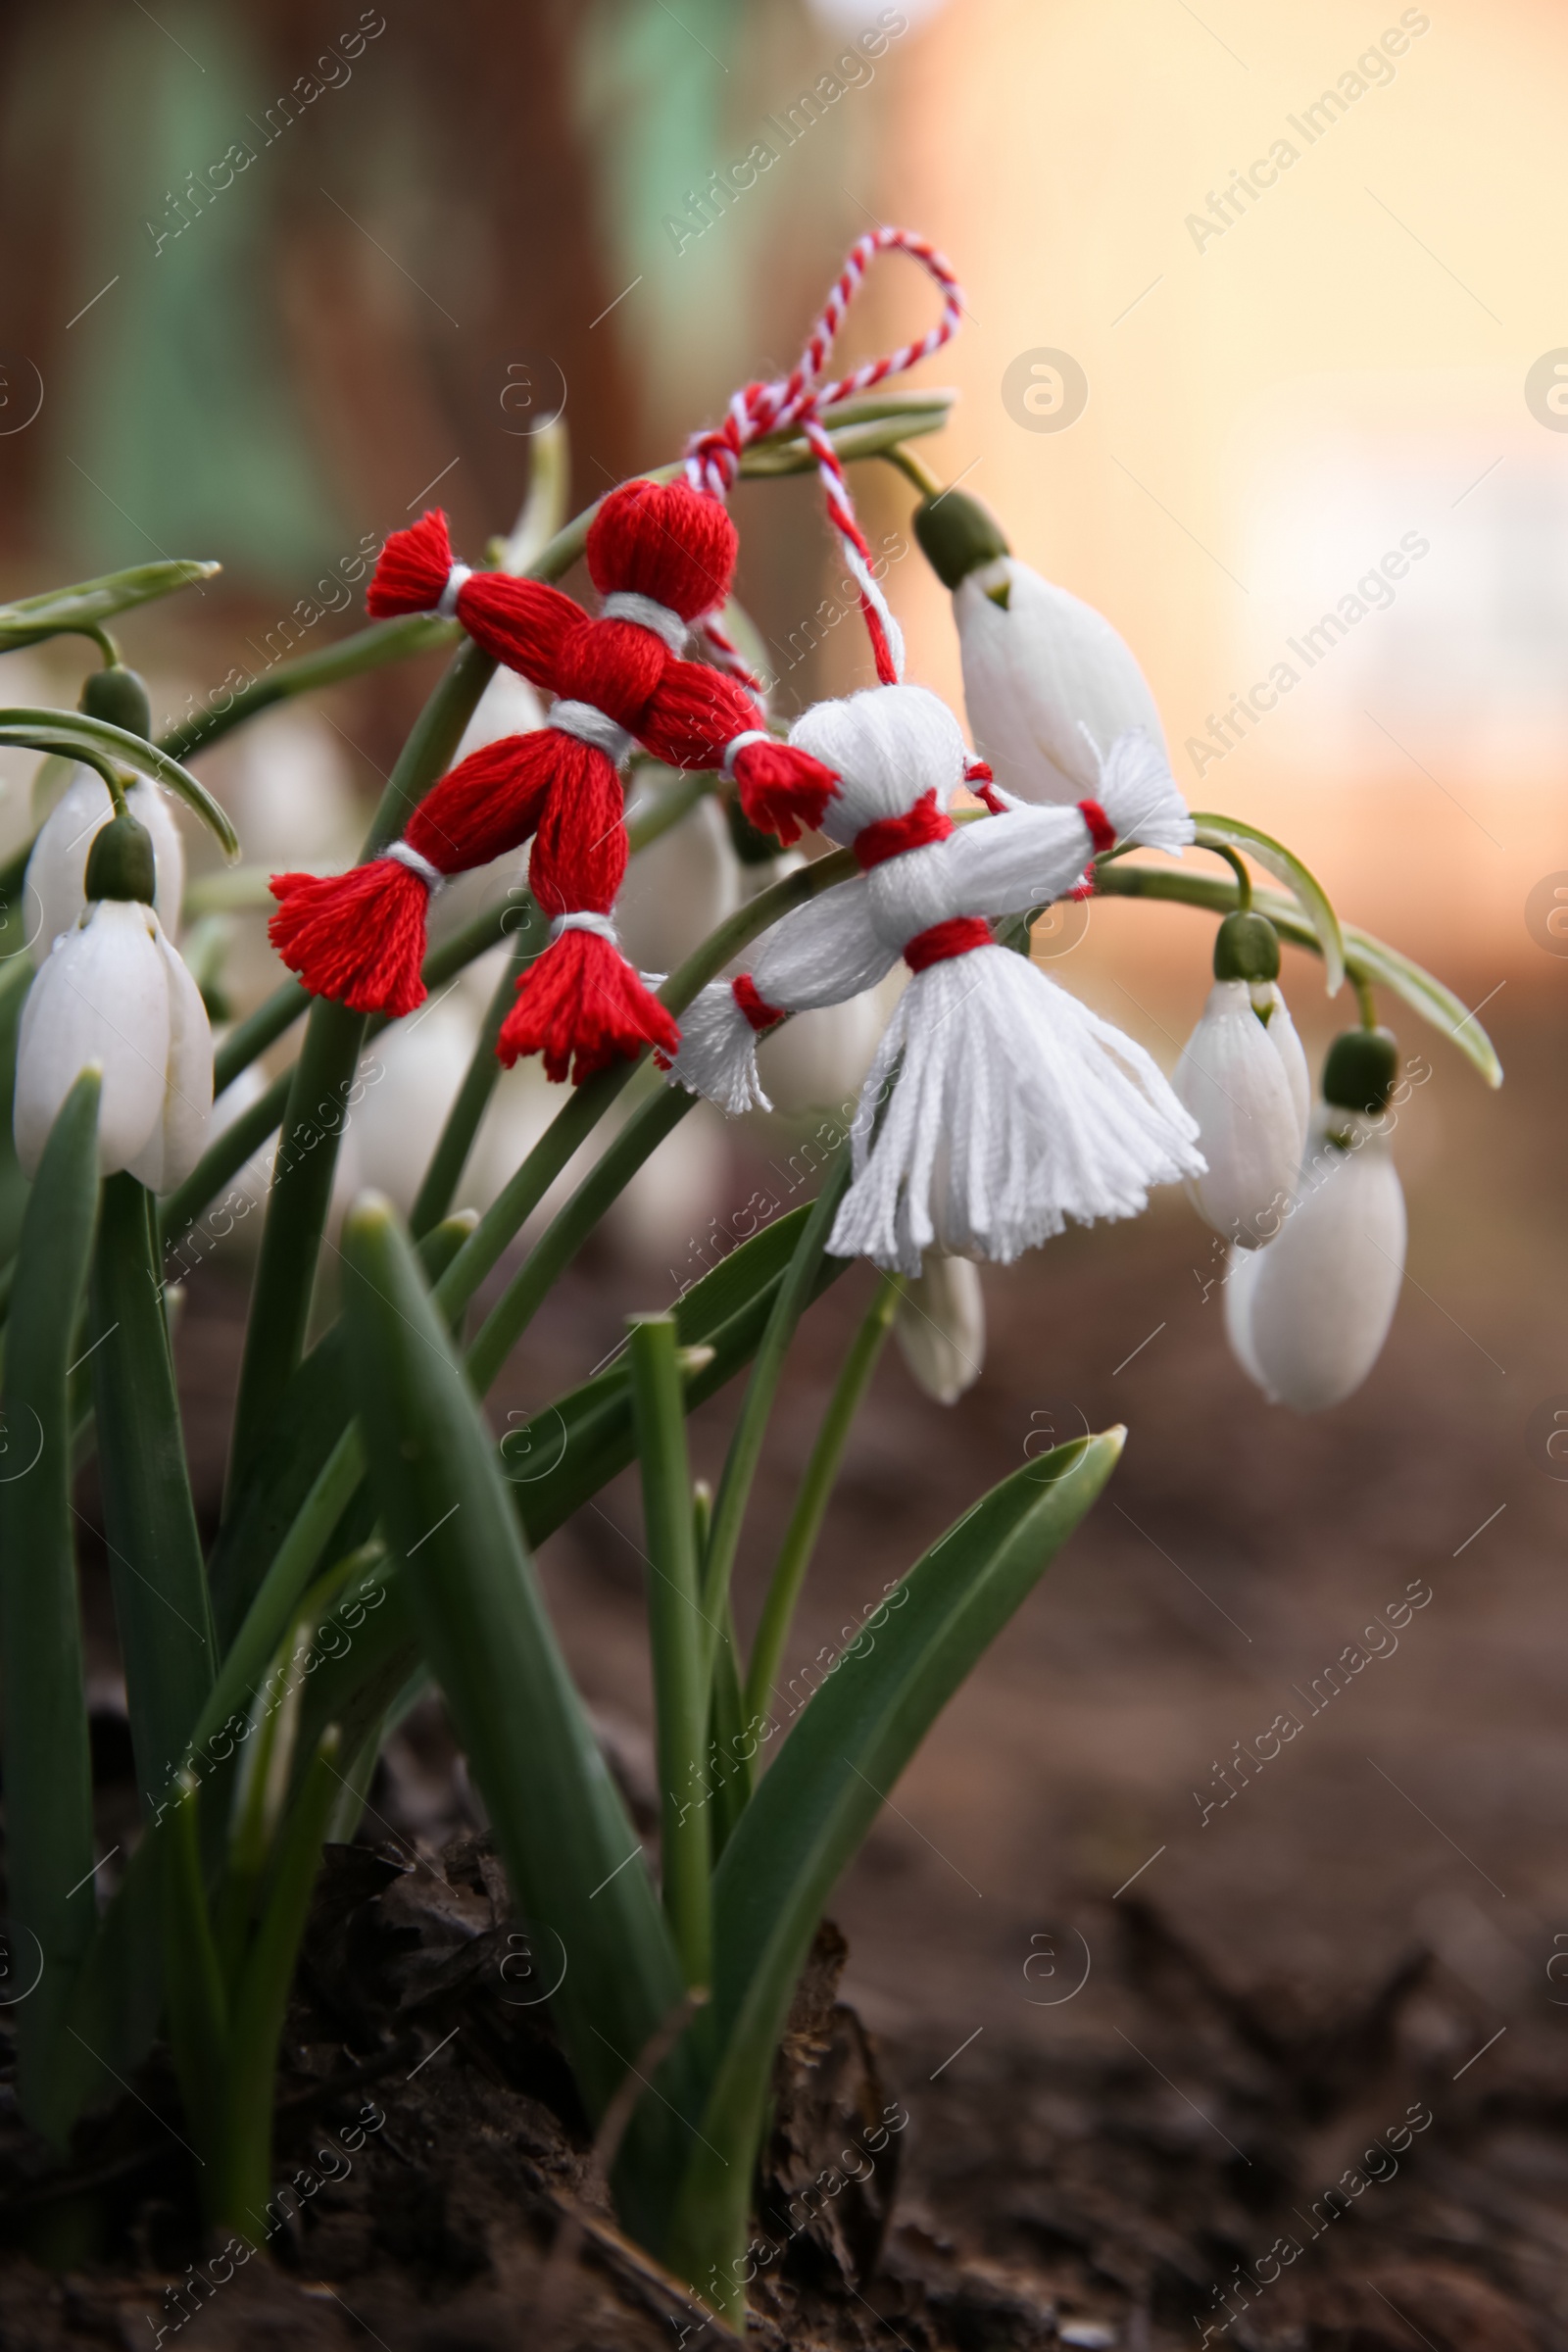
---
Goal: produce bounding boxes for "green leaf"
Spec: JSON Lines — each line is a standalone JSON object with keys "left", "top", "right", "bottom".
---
{"left": 1340, "top": 920, "right": 1504, "bottom": 1090}
{"left": 0, "top": 954, "right": 34, "bottom": 1261}
{"left": 0, "top": 709, "right": 238, "bottom": 859}
{"left": 88, "top": 1175, "right": 216, "bottom": 1813}
{"left": 0, "top": 1070, "right": 103, "bottom": 2138}
{"left": 340, "top": 1200, "right": 699, "bottom": 2249}
{"left": 1192, "top": 812, "right": 1346, "bottom": 994}
{"left": 0, "top": 560, "right": 220, "bottom": 650}
{"left": 664, "top": 1432, "right": 1125, "bottom": 2294}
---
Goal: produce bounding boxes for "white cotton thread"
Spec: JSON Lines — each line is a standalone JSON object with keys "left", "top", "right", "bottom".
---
{"left": 720, "top": 729, "right": 771, "bottom": 780}
{"left": 662, "top": 679, "right": 1204, "bottom": 1274}
{"left": 436, "top": 563, "right": 472, "bottom": 619}
{"left": 599, "top": 590, "right": 688, "bottom": 657}
{"left": 383, "top": 841, "right": 444, "bottom": 895}
{"left": 550, "top": 909, "right": 620, "bottom": 946}
{"left": 549, "top": 700, "right": 634, "bottom": 764}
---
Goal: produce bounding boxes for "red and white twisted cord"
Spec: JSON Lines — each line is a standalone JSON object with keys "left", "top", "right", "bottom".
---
{"left": 684, "top": 226, "right": 962, "bottom": 689}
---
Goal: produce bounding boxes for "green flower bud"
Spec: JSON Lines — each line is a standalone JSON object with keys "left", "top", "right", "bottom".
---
{"left": 1212, "top": 910, "right": 1281, "bottom": 984}
{"left": 724, "top": 791, "right": 785, "bottom": 865}
{"left": 912, "top": 489, "right": 1010, "bottom": 591}
{"left": 79, "top": 663, "right": 153, "bottom": 742}
{"left": 1322, "top": 1026, "right": 1398, "bottom": 1114}
{"left": 84, "top": 810, "right": 157, "bottom": 905}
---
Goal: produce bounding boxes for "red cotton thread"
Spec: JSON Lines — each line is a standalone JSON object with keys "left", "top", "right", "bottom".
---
{"left": 270, "top": 477, "right": 839, "bottom": 1070}
{"left": 732, "top": 974, "right": 783, "bottom": 1032}
{"left": 903, "top": 916, "right": 993, "bottom": 973}
{"left": 852, "top": 790, "right": 955, "bottom": 872}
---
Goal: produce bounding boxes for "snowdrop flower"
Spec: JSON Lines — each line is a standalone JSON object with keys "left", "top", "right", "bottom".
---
{"left": 15, "top": 809, "right": 213, "bottom": 1191}
{"left": 896, "top": 1251, "right": 985, "bottom": 1403}
{"left": 1173, "top": 910, "right": 1308, "bottom": 1248}
{"left": 1225, "top": 1029, "right": 1405, "bottom": 1412}
{"left": 913, "top": 490, "right": 1166, "bottom": 803}
{"left": 26, "top": 770, "right": 183, "bottom": 965}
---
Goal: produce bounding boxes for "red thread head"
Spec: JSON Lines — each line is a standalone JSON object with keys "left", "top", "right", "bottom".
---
{"left": 367, "top": 511, "right": 455, "bottom": 617}
{"left": 586, "top": 478, "right": 738, "bottom": 620}
{"left": 732, "top": 974, "right": 783, "bottom": 1033}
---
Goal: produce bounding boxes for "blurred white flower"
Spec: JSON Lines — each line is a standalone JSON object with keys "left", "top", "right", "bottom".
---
{"left": 25, "top": 770, "right": 184, "bottom": 965}
{"left": 914, "top": 489, "right": 1164, "bottom": 804}
{"left": 1174, "top": 913, "right": 1308, "bottom": 1248}
{"left": 896, "top": 1251, "right": 984, "bottom": 1403}
{"left": 1225, "top": 1031, "right": 1406, "bottom": 1411}
{"left": 15, "top": 815, "right": 211, "bottom": 1192}
{"left": 226, "top": 707, "right": 358, "bottom": 870}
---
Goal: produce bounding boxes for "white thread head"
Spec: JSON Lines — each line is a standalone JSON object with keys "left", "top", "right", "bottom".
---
{"left": 789, "top": 684, "right": 966, "bottom": 846}
{"left": 436, "top": 563, "right": 472, "bottom": 620}
{"left": 549, "top": 700, "right": 634, "bottom": 765}
{"left": 383, "top": 840, "right": 444, "bottom": 895}
{"left": 549, "top": 909, "right": 620, "bottom": 947}
{"left": 599, "top": 590, "right": 688, "bottom": 658}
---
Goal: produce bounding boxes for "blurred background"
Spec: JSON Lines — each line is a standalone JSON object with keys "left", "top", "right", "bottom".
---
{"left": 4, "top": 0, "right": 1568, "bottom": 2265}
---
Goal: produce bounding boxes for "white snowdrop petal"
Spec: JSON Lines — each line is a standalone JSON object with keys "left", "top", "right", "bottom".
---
{"left": 955, "top": 559, "right": 1166, "bottom": 806}
{"left": 1260, "top": 986, "right": 1311, "bottom": 1137}
{"left": 896, "top": 1251, "right": 985, "bottom": 1403}
{"left": 24, "top": 771, "right": 184, "bottom": 968}
{"left": 15, "top": 901, "right": 170, "bottom": 1178}
{"left": 1174, "top": 981, "right": 1303, "bottom": 1247}
{"left": 1243, "top": 1113, "right": 1406, "bottom": 1411}
{"left": 124, "top": 918, "right": 214, "bottom": 1193}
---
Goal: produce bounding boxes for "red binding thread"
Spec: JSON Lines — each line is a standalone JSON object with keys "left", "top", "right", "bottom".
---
{"left": 964, "top": 758, "right": 1006, "bottom": 816}
{"left": 904, "top": 916, "right": 993, "bottom": 972}
{"left": 732, "top": 974, "right": 783, "bottom": 1032}
{"left": 853, "top": 790, "right": 954, "bottom": 872}
{"left": 1077, "top": 797, "right": 1116, "bottom": 856}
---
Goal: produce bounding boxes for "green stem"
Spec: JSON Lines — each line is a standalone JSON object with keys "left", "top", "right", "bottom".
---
{"left": 744, "top": 1271, "right": 901, "bottom": 1729}
{"left": 699, "top": 1152, "right": 853, "bottom": 1654}
{"left": 627, "top": 1317, "right": 711, "bottom": 1990}
{"left": 220, "top": 1730, "right": 341, "bottom": 2241}
{"left": 227, "top": 641, "right": 496, "bottom": 1489}
{"left": 1210, "top": 843, "right": 1252, "bottom": 909}
{"left": 465, "top": 1083, "right": 694, "bottom": 1395}
{"left": 431, "top": 845, "right": 858, "bottom": 1337}
{"left": 1354, "top": 970, "right": 1379, "bottom": 1029}
{"left": 159, "top": 1774, "right": 228, "bottom": 2182}
{"left": 88, "top": 1175, "right": 217, "bottom": 1813}
{"left": 881, "top": 443, "right": 944, "bottom": 497}
{"left": 410, "top": 906, "right": 545, "bottom": 1237}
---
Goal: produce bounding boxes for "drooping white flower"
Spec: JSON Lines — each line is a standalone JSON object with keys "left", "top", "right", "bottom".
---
{"left": 14, "top": 812, "right": 212, "bottom": 1192}
{"left": 914, "top": 490, "right": 1166, "bottom": 804}
{"left": 1173, "top": 911, "right": 1309, "bottom": 1248}
{"left": 25, "top": 768, "right": 184, "bottom": 966}
{"left": 1225, "top": 1030, "right": 1406, "bottom": 1412}
{"left": 896, "top": 1251, "right": 985, "bottom": 1403}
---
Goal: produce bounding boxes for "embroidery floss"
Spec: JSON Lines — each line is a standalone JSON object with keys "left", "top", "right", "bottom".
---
{"left": 664, "top": 683, "right": 1203, "bottom": 1273}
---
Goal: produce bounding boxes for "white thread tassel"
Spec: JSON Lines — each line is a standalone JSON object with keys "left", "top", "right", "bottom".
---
{"left": 663, "top": 682, "right": 1203, "bottom": 1273}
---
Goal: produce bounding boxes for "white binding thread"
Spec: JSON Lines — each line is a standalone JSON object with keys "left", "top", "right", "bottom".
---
{"left": 549, "top": 700, "right": 634, "bottom": 764}
{"left": 436, "top": 563, "right": 472, "bottom": 619}
{"left": 382, "top": 840, "right": 444, "bottom": 895}
{"left": 549, "top": 909, "right": 620, "bottom": 946}
{"left": 721, "top": 728, "right": 771, "bottom": 780}
{"left": 600, "top": 590, "right": 687, "bottom": 657}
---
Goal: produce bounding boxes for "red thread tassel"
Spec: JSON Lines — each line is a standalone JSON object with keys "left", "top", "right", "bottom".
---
{"left": 268, "top": 860, "right": 431, "bottom": 1018}
{"left": 367, "top": 509, "right": 583, "bottom": 685}
{"left": 497, "top": 935, "right": 680, "bottom": 1087}
{"left": 728, "top": 739, "right": 838, "bottom": 845}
